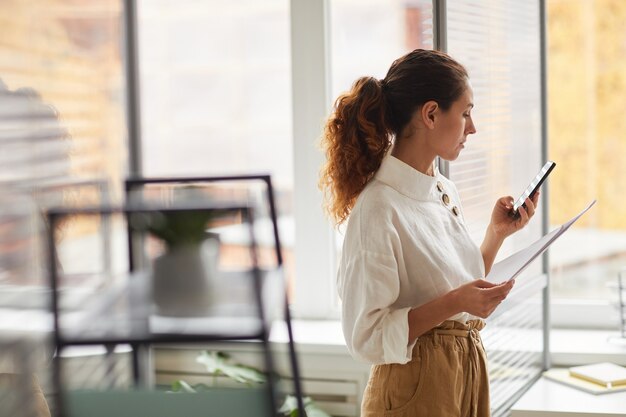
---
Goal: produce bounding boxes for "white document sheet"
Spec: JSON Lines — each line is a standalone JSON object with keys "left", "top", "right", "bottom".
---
{"left": 486, "top": 200, "right": 596, "bottom": 283}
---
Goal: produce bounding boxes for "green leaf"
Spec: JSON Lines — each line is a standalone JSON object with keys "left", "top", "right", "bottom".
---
{"left": 278, "top": 395, "right": 298, "bottom": 414}
{"left": 196, "top": 351, "right": 225, "bottom": 375}
{"left": 279, "top": 395, "right": 332, "bottom": 417}
{"left": 146, "top": 209, "right": 217, "bottom": 248}
{"left": 304, "top": 403, "right": 333, "bottom": 417}
{"left": 173, "top": 352, "right": 332, "bottom": 417}
{"left": 170, "top": 379, "right": 197, "bottom": 393}
{"left": 196, "top": 351, "right": 266, "bottom": 385}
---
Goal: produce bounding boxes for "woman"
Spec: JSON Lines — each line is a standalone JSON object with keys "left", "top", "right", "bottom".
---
{"left": 319, "top": 49, "right": 539, "bottom": 416}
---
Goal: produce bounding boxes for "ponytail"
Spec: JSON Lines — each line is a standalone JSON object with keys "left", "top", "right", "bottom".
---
{"left": 319, "top": 77, "right": 391, "bottom": 226}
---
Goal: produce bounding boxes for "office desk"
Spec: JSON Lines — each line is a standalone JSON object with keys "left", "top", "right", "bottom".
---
{"left": 510, "top": 376, "right": 626, "bottom": 416}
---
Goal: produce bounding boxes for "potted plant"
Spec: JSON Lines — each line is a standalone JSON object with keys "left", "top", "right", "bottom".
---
{"left": 144, "top": 207, "right": 221, "bottom": 317}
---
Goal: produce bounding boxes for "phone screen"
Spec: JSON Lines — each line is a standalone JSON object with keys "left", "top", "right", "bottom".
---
{"left": 513, "top": 161, "right": 556, "bottom": 213}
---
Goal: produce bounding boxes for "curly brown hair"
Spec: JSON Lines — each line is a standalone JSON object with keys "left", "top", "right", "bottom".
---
{"left": 320, "top": 49, "right": 468, "bottom": 225}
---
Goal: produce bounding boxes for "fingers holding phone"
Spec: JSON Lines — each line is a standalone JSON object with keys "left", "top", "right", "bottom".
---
{"left": 518, "top": 191, "right": 539, "bottom": 221}
{"left": 490, "top": 194, "right": 536, "bottom": 238}
{"left": 512, "top": 161, "right": 555, "bottom": 217}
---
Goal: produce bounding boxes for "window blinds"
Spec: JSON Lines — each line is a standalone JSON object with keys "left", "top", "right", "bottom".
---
{"left": 444, "top": 1, "right": 545, "bottom": 415}
{"left": 0, "top": 2, "right": 125, "bottom": 289}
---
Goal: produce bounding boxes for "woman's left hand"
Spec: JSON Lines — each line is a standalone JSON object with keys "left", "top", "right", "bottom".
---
{"left": 489, "top": 191, "right": 540, "bottom": 239}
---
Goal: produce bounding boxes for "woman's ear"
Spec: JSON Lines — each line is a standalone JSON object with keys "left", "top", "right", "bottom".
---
{"left": 421, "top": 100, "right": 438, "bottom": 129}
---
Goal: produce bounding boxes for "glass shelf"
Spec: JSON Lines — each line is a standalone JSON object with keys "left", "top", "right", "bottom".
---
{"left": 56, "top": 268, "right": 285, "bottom": 346}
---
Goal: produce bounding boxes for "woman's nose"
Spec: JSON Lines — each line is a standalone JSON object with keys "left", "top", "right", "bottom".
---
{"left": 466, "top": 117, "right": 477, "bottom": 135}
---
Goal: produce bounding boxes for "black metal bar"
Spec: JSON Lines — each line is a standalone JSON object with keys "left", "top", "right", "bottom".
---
{"left": 47, "top": 211, "right": 65, "bottom": 417}
{"left": 125, "top": 180, "right": 136, "bottom": 272}
{"left": 266, "top": 177, "right": 306, "bottom": 416}
{"left": 130, "top": 343, "right": 141, "bottom": 386}
{"left": 105, "top": 344, "right": 116, "bottom": 390}
{"left": 125, "top": 174, "right": 272, "bottom": 186}
{"left": 282, "top": 300, "right": 305, "bottom": 415}
{"left": 264, "top": 176, "right": 283, "bottom": 266}
{"left": 245, "top": 208, "right": 278, "bottom": 415}
{"left": 54, "top": 332, "right": 266, "bottom": 347}
{"left": 47, "top": 204, "right": 248, "bottom": 217}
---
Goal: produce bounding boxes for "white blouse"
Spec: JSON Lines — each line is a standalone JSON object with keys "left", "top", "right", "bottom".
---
{"left": 337, "top": 155, "right": 485, "bottom": 365}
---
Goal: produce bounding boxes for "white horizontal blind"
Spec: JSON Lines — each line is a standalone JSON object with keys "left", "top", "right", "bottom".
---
{"left": 443, "top": 1, "right": 545, "bottom": 415}
{"left": 482, "top": 298, "right": 543, "bottom": 414}
{"left": 0, "top": 88, "right": 70, "bottom": 286}
{"left": 446, "top": 0, "right": 543, "bottom": 260}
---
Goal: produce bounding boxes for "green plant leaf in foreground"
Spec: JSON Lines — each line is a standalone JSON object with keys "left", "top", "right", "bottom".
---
{"left": 171, "top": 351, "right": 331, "bottom": 416}
{"left": 169, "top": 380, "right": 197, "bottom": 393}
{"left": 196, "top": 351, "right": 266, "bottom": 385}
{"left": 279, "top": 395, "right": 332, "bottom": 417}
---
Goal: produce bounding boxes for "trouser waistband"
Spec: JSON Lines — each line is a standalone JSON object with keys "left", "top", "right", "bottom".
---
{"left": 432, "top": 328, "right": 473, "bottom": 337}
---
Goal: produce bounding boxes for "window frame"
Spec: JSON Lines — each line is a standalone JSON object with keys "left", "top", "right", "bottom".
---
{"left": 289, "top": 0, "right": 338, "bottom": 319}
{"left": 120, "top": 0, "right": 613, "bottom": 329}
{"left": 542, "top": 0, "right": 618, "bottom": 333}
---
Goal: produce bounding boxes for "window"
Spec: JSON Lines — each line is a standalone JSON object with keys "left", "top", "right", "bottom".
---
{"left": 327, "top": 0, "right": 434, "bottom": 316}
{"left": 547, "top": 0, "right": 626, "bottom": 328}
{"left": 0, "top": 1, "right": 127, "bottom": 298}
{"left": 446, "top": 3, "right": 544, "bottom": 262}
{"left": 5, "top": 0, "right": 610, "bottom": 338}
{"left": 330, "top": 0, "right": 433, "bottom": 98}
{"left": 446, "top": 2, "right": 545, "bottom": 414}
{"left": 136, "top": 0, "right": 296, "bottom": 295}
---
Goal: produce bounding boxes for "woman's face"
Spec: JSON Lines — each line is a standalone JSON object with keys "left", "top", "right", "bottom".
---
{"left": 432, "top": 82, "right": 476, "bottom": 161}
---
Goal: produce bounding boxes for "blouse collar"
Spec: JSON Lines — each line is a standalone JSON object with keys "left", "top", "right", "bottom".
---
{"left": 374, "top": 155, "right": 443, "bottom": 202}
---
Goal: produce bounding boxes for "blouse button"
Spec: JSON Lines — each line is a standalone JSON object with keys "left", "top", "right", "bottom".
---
{"left": 452, "top": 206, "right": 460, "bottom": 216}
{"left": 442, "top": 193, "right": 450, "bottom": 205}
{"left": 436, "top": 181, "right": 444, "bottom": 192}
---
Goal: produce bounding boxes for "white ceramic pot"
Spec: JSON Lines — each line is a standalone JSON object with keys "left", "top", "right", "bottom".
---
{"left": 152, "top": 238, "right": 219, "bottom": 317}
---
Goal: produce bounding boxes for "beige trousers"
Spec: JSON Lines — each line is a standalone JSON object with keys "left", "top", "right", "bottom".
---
{"left": 362, "top": 320, "right": 489, "bottom": 417}
{"left": 0, "top": 373, "right": 51, "bottom": 417}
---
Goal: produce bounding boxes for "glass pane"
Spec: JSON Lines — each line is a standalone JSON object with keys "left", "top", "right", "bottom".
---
{"left": 0, "top": 1, "right": 127, "bottom": 291}
{"left": 446, "top": 2, "right": 544, "bottom": 414}
{"left": 136, "top": 0, "right": 294, "bottom": 294}
{"left": 330, "top": 0, "right": 433, "bottom": 97}
{"left": 329, "top": 0, "right": 434, "bottom": 310}
{"left": 547, "top": 0, "right": 626, "bottom": 300}
{"left": 447, "top": 0, "right": 543, "bottom": 273}
{"left": 137, "top": 0, "right": 292, "bottom": 185}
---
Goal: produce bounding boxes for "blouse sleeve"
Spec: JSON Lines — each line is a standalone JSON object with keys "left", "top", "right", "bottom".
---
{"left": 338, "top": 249, "right": 416, "bottom": 365}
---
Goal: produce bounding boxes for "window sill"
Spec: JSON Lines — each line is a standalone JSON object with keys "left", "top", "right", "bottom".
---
{"left": 549, "top": 328, "right": 626, "bottom": 366}
{"left": 271, "top": 320, "right": 626, "bottom": 366}
{"left": 270, "top": 319, "right": 352, "bottom": 356}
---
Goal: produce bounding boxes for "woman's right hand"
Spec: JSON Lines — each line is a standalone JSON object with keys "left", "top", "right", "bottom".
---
{"left": 451, "top": 279, "right": 515, "bottom": 318}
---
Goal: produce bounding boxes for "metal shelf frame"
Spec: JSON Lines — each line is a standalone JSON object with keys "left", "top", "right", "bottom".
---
{"left": 125, "top": 174, "right": 306, "bottom": 416}
{"left": 47, "top": 202, "right": 289, "bottom": 416}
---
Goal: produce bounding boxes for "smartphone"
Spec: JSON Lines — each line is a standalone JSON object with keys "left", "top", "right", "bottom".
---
{"left": 512, "top": 161, "right": 556, "bottom": 215}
